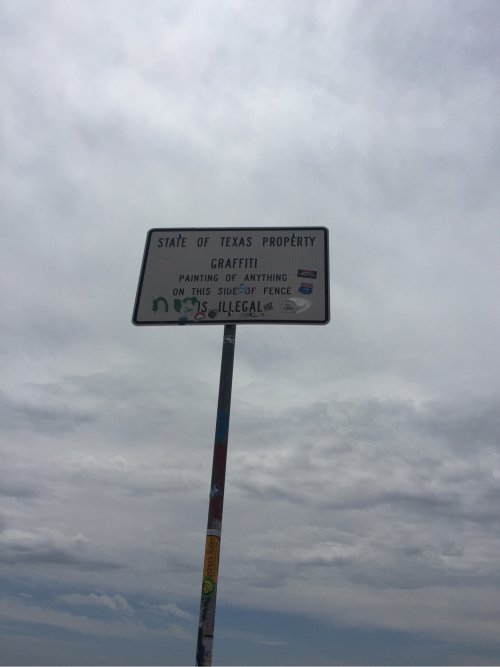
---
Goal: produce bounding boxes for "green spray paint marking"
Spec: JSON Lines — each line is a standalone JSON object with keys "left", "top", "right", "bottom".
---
{"left": 152, "top": 297, "right": 168, "bottom": 313}
{"left": 174, "top": 297, "right": 200, "bottom": 313}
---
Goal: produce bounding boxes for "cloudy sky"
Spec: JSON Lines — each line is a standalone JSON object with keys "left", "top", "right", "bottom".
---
{"left": 1, "top": 0, "right": 500, "bottom": 664}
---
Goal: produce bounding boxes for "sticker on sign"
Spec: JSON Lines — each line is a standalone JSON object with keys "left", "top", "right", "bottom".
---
{"left": 132, "top": 227, "right": 330, "bottom": 325}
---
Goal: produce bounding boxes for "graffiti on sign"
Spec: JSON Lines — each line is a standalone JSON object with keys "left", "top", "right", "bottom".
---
{"left": 152, "top": 297, "right": 168, "bottom": 313}
{"left": 174, "top": 297, "right": 201, "bottom": 314}
{"left": 282, "top": 297, "right": 311, "bottom": 313}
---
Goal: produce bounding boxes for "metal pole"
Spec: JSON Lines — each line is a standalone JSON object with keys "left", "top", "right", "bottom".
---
{"left": 196, "top": 324, "right": 236, "bottom": 666}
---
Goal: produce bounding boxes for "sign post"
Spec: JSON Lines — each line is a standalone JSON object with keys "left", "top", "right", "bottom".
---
{"left": 196, "top": 323, "right": 236, "bottom": 666}
{"left": 133, "top": 227, "right": 329, "bottom": 665}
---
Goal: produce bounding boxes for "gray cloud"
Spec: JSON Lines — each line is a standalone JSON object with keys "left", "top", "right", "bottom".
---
{"left": 0, "top": 526, "right": 122, "bottom": 571}
{"left": 0, "top": 390, "right": 93, "bottom": 434}
{"left": 230, "top": 398, "right": 500, "bottom": 516}
{"left": 149, "top": 602, "right": 193, "bottom": 621}
{"left": 0, "top": 596, "right": 157, "bottom": 640}
{"left": 0, "top": 471, "right": 42, "bottom": 499}
{"left": 57, "top": 593, "right": 133, "bottom": 614}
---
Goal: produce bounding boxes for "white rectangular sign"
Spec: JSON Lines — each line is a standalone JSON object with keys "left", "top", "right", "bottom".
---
{"left": 133, "top": 227, "right": 330, "bottom": 325}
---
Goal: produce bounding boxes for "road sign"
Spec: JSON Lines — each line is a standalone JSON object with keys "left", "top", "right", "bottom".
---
{"left": 133, "top": 227, "right": 330, "bottom": 325}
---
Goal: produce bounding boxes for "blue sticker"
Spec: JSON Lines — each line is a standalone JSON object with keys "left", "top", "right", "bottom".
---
{"left": 299, "top": 282, "right": 313, "bottom": 295}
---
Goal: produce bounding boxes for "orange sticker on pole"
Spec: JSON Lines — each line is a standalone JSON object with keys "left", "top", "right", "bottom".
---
{"left": 202, "top": 535, "right": 220, "bottom": 597}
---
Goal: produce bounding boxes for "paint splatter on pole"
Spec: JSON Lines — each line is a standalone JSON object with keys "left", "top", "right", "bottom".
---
{"left": 196, "top": 324, "right": 236, "bottom": 666}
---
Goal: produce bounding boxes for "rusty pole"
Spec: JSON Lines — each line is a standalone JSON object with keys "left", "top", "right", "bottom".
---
{"left": 196, "top": 324, "right": 236, "bottom": 666}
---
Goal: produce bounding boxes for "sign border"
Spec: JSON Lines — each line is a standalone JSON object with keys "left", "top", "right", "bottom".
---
{"left": 132, "top": 226, "right": 330, "bottom": 326}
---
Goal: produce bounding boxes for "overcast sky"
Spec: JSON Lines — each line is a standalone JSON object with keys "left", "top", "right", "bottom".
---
{"left": 1, "top": 1, "right": 500, "bottom": 665}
